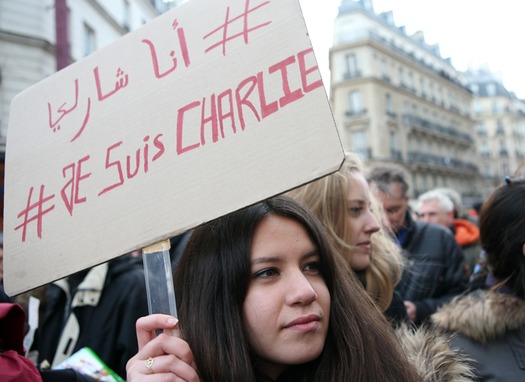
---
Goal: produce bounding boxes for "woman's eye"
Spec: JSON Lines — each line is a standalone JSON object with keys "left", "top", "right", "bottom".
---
{"left": 253, "top": 268, "right": 279, "bottom": 279}
{"left": 304, "top": 261, "right": 321, "bottom": 273}
{"left": 348, "top": 206, "right": 362, "bottom": 215}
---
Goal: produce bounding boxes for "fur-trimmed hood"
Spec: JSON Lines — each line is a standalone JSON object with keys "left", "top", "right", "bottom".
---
{"left": 432, "top": 290, "right": 525, "bottom": 344}
{"left": 395, "top": 324, "right": 475, "bottom": 382}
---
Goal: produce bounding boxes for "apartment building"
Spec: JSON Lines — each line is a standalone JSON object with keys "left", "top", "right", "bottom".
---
{"left": 0, "top": 0, "right": 179, "bottom": 233}
{"left": 330, "top": 0, "right": 482, "bottom": 202}
{"left": 467, "top": 68, "right": 525, "bottom": 192}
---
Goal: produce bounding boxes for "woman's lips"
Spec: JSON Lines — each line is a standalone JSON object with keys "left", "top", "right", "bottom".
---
{"left": 284, "top": 314, "right": 321, "bottom": 331}
{"left": 356, "top": 241, "right": 371, "bottom": 250}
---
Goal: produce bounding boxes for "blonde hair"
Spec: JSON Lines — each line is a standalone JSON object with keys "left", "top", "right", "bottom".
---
{"left": 288, "top": 152, "right": 403, "bottom": 312}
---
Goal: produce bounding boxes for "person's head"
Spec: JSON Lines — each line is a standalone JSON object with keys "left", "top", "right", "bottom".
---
{"left": 433, "top": 187, "right": 464, "bottom": 219}
{"left": 367, "top": 165, "right": 410, "bottom": 233}
{"left": 174, "top": 195, "right": 420, "bottom": 381}
{"left": 417, "top": 190, "right": 455, "bottom": 227}
{"left": 288, "top": 153, "right": 403, "bottom": 312}
{"left": 479, "top": 178, "right": 525, "bottom": 299}
{"left": 288, "top": 153, "right": 380, "bottom": 270}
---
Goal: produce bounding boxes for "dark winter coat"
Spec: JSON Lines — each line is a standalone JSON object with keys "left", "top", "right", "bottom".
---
{"left": 398, "top": 212, "right": 468, "bottom": 324}
{"left": 36, "top": 255, "right": 148, "bottom": 379}
{"left": 432, "top": 288, "right": 525, "bottom": 381}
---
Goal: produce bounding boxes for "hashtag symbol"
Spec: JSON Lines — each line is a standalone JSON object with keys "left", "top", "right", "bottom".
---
{"left": 204, "top": 0, "right": 271, "bottom": 56}
{"left": 14, "top": 185, "right": 56, "bottom": 242}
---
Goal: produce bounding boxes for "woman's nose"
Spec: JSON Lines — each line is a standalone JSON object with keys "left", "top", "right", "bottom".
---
{"left": 365, "top": 211, "right": 380, "bottom": 234}
{"left": 286, "top": 271, "right": 317, "bottom": 306}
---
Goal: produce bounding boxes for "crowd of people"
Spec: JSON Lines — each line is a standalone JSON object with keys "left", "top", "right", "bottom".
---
{"left": 1, "top": 153, "right": 524, "bottom": 381}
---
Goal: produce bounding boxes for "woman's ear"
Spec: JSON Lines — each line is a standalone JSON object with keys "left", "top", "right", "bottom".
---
{"left": 522, "top": 242, "right": 525, "bottom": 257}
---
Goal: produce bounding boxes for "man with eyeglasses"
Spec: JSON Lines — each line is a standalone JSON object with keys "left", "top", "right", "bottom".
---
{"left": 367, "top": 166, "right": 468, "bottom": 325}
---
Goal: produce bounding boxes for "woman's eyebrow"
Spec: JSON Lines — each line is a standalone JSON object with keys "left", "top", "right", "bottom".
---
{"left": 251, "top": 249, "right": 319, "bottom": 265}
{"left": 301, "top": 249, "right": 320, "bottom": 261}
{"left": 251, "top": 256, "right": 281, "bottom": 266}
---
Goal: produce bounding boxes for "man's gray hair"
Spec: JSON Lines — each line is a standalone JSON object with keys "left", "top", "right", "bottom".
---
{"left": 367, "top": 165, "right": 410, "bottom": 198}
{"left": 417, "top": 190, "right": 454, "bottom": 213}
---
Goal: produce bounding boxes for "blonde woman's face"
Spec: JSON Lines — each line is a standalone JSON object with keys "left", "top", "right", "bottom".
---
{"left": 344, "top": 172, "right": 380, "bottom": 270}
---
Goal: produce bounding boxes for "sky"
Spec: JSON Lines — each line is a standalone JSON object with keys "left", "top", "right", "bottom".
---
{"left": 298, "top": 0, "right": 525, "bottom": 98}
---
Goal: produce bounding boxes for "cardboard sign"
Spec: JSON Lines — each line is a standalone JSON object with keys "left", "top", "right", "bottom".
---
{"left": 4, "top": 0, "right": 343, "bottom": 295}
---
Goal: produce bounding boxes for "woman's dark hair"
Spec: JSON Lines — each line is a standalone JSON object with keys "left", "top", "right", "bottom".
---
{"left": 479, "top": 179, "right": 525, "bottom": 298}
{"left": 174, "top": 195, "right": 420, "bottom": 381}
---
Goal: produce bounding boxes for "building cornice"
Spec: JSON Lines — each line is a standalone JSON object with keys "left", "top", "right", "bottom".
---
{"left": 336, "top": 5, "right": 451, "bottom": 69}
{"left": 0, "top": 30, "right": 54, "bottom": 54}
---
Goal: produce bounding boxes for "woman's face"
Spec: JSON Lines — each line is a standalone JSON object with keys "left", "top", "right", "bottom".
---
{"left": 344, "top": 171, "right": 380, "bottom": 270}
{"left": 243, "top": 214, "right": 330, "bottom": 380}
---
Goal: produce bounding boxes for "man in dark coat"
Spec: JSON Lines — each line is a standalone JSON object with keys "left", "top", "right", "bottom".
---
{"left": 368, "top": 165, "right": 468, "bottom": 325}
{"left": 35, "top": 253, "right": 148, "bottom": 380}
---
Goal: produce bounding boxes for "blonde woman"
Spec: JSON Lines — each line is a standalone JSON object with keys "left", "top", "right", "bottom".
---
{"left": 288, "top": 152, "right": 407, "bottom": 323}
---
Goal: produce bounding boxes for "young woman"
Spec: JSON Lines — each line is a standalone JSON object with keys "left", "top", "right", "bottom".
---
{"left": 288, "top": 153, "right": 407, "bottom": 322}
{"left": 432, "top": 176, "right": 525, "bottom": 381}
{"left": 126, "top": 195, "right": 422, "bottom": 381}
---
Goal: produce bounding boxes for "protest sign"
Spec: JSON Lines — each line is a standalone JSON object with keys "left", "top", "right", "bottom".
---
{"left": 4, "top": 0, "right": 343, "bottom": 295}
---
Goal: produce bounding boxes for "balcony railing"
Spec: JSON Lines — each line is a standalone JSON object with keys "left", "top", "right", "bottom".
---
{"left": 407, "top": 151, "right": 478, "bottom": 172}
{"left": 403, "top": 113, "right": 474, "bottom": 144}
{"left": 390, "top": 149, "right": 403, "bottom": 161}
{"left": 343, "top": 71, "right": 362, "bottom": 80}
{"left": 386, "top": 111, "right": 397, "bottom": 118}
{"left": 345, "top": 108, "right": 368, "bottom": 117}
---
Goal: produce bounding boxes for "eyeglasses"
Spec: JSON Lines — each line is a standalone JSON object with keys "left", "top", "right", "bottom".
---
{"left": 418, "top": 211, "right": 438, "bottom": 218}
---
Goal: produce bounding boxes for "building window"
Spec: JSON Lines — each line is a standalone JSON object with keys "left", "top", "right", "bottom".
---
{"left": 474, "top": 103, "right": 482, "bottom": 116}
{"left": 407, "top": 71, "right": 414, "bottom": 89}
{"left": 480, "top": 141, "right": 490, "bottom": 158}
{"left": 477, "top": 122, "right": 487, "bottom": 136}
{"left": 84, "top": 23, "right": 96, "bottom": 56}
{"left": 499, "top": 139, "right": 508, "bottom": 157}
{"left": 351, "top": 130, "right": 369, "bottom": 159}
{"left": 346, "top": 91, "right": 363, "bottom": 115}
{"left": 420, "top": 77, "right": 426, "bottom": 97}
{"left": 486, "top": 83, "right": 496, "bottom": 96}
{"left": 123, "top": 0, "right": 131, "bottom": 31}
{"left": 380, "top": 58, "right": 389, "bottom": 81}
{"left": 385, "top": 93, "right": 394, "bottom": 115}
{"left": 399, "top": 67, "right": 404, "bottom": 86}
{"left": 407, "top": 137, "right": 415, "bottom": 152}
{"left": 390, "top": 131, "right": 401, "bottom": 160}
{"left": 403, "top": 100, "right": 409, "bottom": 115}
{"left": 492, "top": 101, "right": 501, "bottom": 114}
{"left": 496, "top": 120, "right": 504, "bottom": 135}
{"left": 422, "top": 174, "right": 428, "bottom": 193}
{"left": 429, "top": 82, "right": 434, "bottom": 100}
{"left": 484, "top": 164, "right": 492, "bottom": 176}
{"left": 438, "top": 86, "right": 444, "bottom": 104}
{"left": 390, "top": 131, "right": 397, "bottom": 149}
{"left": 344, "top": 54, "right": 359, "bottom": 79}
{"left": 412, "top": 174, "right": 419, "bottom": 195}
{"left": 501, "top": 162, "right": 509, "bottom": 176}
